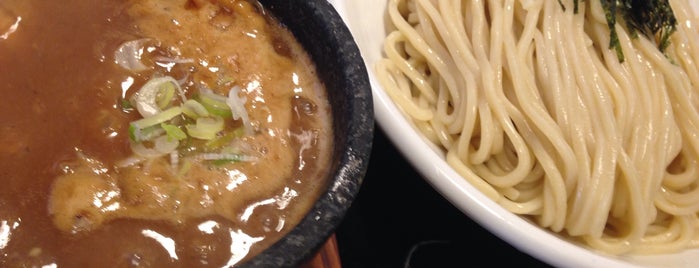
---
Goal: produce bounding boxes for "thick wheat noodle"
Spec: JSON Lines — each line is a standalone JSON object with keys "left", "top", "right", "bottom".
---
{"left": 377, "top": 0, "right": 699, "bottom": 255}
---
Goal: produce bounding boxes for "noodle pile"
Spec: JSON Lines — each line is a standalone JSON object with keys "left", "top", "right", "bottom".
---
{"left": 376, "top": 0, "right": 699, "bottom": 255}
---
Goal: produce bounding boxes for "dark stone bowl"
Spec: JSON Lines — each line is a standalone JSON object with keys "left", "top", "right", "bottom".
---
{"left": 239, "top": 0, "right": 374, "bottom": 267}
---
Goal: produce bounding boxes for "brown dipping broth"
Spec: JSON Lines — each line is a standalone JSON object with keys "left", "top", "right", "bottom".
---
{"left": 0, "top": 0, "right": 333, "bottom": 267}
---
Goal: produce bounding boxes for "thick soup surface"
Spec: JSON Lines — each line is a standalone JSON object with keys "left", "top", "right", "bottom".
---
{"left": 0, "top": 0, "right": 333, "bottom": 267}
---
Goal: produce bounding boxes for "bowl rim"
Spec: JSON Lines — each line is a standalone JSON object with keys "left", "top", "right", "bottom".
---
{"left": 329, "top": 1, "right": 699, "bottom": 267}
{"left": 240, "top": 0, "right": 374, "bottom": 267}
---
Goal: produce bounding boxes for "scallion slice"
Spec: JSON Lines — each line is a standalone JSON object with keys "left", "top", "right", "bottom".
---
{"left": 197, "top": 88, "right": 233, "bottom": 118}
{"left": 198, "top": 153, "right": 258, "bottom": 162}
{"left": 130, "top": 106, "right": 183, "bottom": 130}
{"left": 226, "top": 86, "right": 253, "bottom": 135}
{"left": 181, "top": 99, "right": 210, "bottom": 119}
{"left": 156, "top": 82, "right": 176, "bottom": 109}
{"left": 129, "top": 124, "right": 165, "bottom": 142}
{"left": 185, "top": 116, "right": 224, "bottom": 140}
{"left": 205, "top": 128, "right": 244, "bottom": 149}
{"left": 123, "top": 75, "right": 256, "bottom": 169}
{"left": 131, "top": 76, "right": 186, "bottom": 117}
{"left": 161, "top": 123, "right": 187, "bottom": 141}
{"left": 130, "top": 135, "right": 179, "bottom": 158}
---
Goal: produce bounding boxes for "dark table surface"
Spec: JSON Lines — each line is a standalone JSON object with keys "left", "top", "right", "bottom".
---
{"left": 334, "top": 125, "right": 553, "bottom": 268}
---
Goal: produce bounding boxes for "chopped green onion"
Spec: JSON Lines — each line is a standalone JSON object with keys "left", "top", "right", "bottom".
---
{"left": 205, "top": 128, "right": 244, "bottom": 149}
{"left": 131, "top": 106, "right": 183, "bottom": 130}
{"left": 115, "top": 38, "right": 152, "bottom": 72}
{"left": 129, "top": 124, "right": 136, "bottom": 141}
{"left": 129, "top": 124, "right": 165, "bottom": 142}
{"left": 122, "top": 76, "right": 255, "bottom": 169}
{"left": 156, "top": 82, "right": 176, "bottom": 109}
{"left": 130, "top": 135, "right": 179, "bottom": 158}
{"left": 154, "top": 135, "right": 179, "bottom": 153}
{"left": 131, "top": 76, "right": 186, "bottom": 117}
{"left": 176, "top": 159, "right": 193, "bottom": 178}
{"left": 199, "top": 153, "right": 257, "bottom": 162}
{"left": 226, "top": 86, "right": 253, "bottom": 135}
{"left": 161, "top": 123, "right": 187, "bottom": 141}
{"left": 181, "top": 99, "right": 210, "bottom": 119}
{"left": 121, "top": 98, "right": 133, "bottom": 110}
{"left": 185, "top": 116, "right": 224, "bottom": 140}
{"left": 197, "top": 88, "right": 233, "bottom": 118}
{"left": 211, "top": 159, "right": 235, "bottom": 166}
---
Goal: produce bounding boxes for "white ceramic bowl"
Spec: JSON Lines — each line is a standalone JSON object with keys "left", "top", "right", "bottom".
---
{"left": 329, "top": 1, "right": 699, "bottom": 267}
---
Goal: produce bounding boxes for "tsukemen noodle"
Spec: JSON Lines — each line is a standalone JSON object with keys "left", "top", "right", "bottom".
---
{"left": 377, "top": 0, "right": 699, "bottom": 255}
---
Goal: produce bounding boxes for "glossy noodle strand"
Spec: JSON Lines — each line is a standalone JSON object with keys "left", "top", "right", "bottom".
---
{"left": 377, "top": 0, "right": 699, "bottom": 255}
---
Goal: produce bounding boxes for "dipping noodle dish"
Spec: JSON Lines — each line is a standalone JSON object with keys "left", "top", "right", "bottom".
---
{"left": 0, "top": 0, "right": 342, "bottom": 267}
{"left": 332, "top": 0, "right": 699, "bottom": 267}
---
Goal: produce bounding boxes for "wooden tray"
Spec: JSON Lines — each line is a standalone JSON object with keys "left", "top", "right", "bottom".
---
{"left": 298, "top": 234, "right": 342, "bottom": 268}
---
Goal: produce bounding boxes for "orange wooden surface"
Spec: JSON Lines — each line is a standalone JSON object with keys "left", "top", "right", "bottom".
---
{"left": 298, "top": 234, "right": 342, "bottom": 268}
